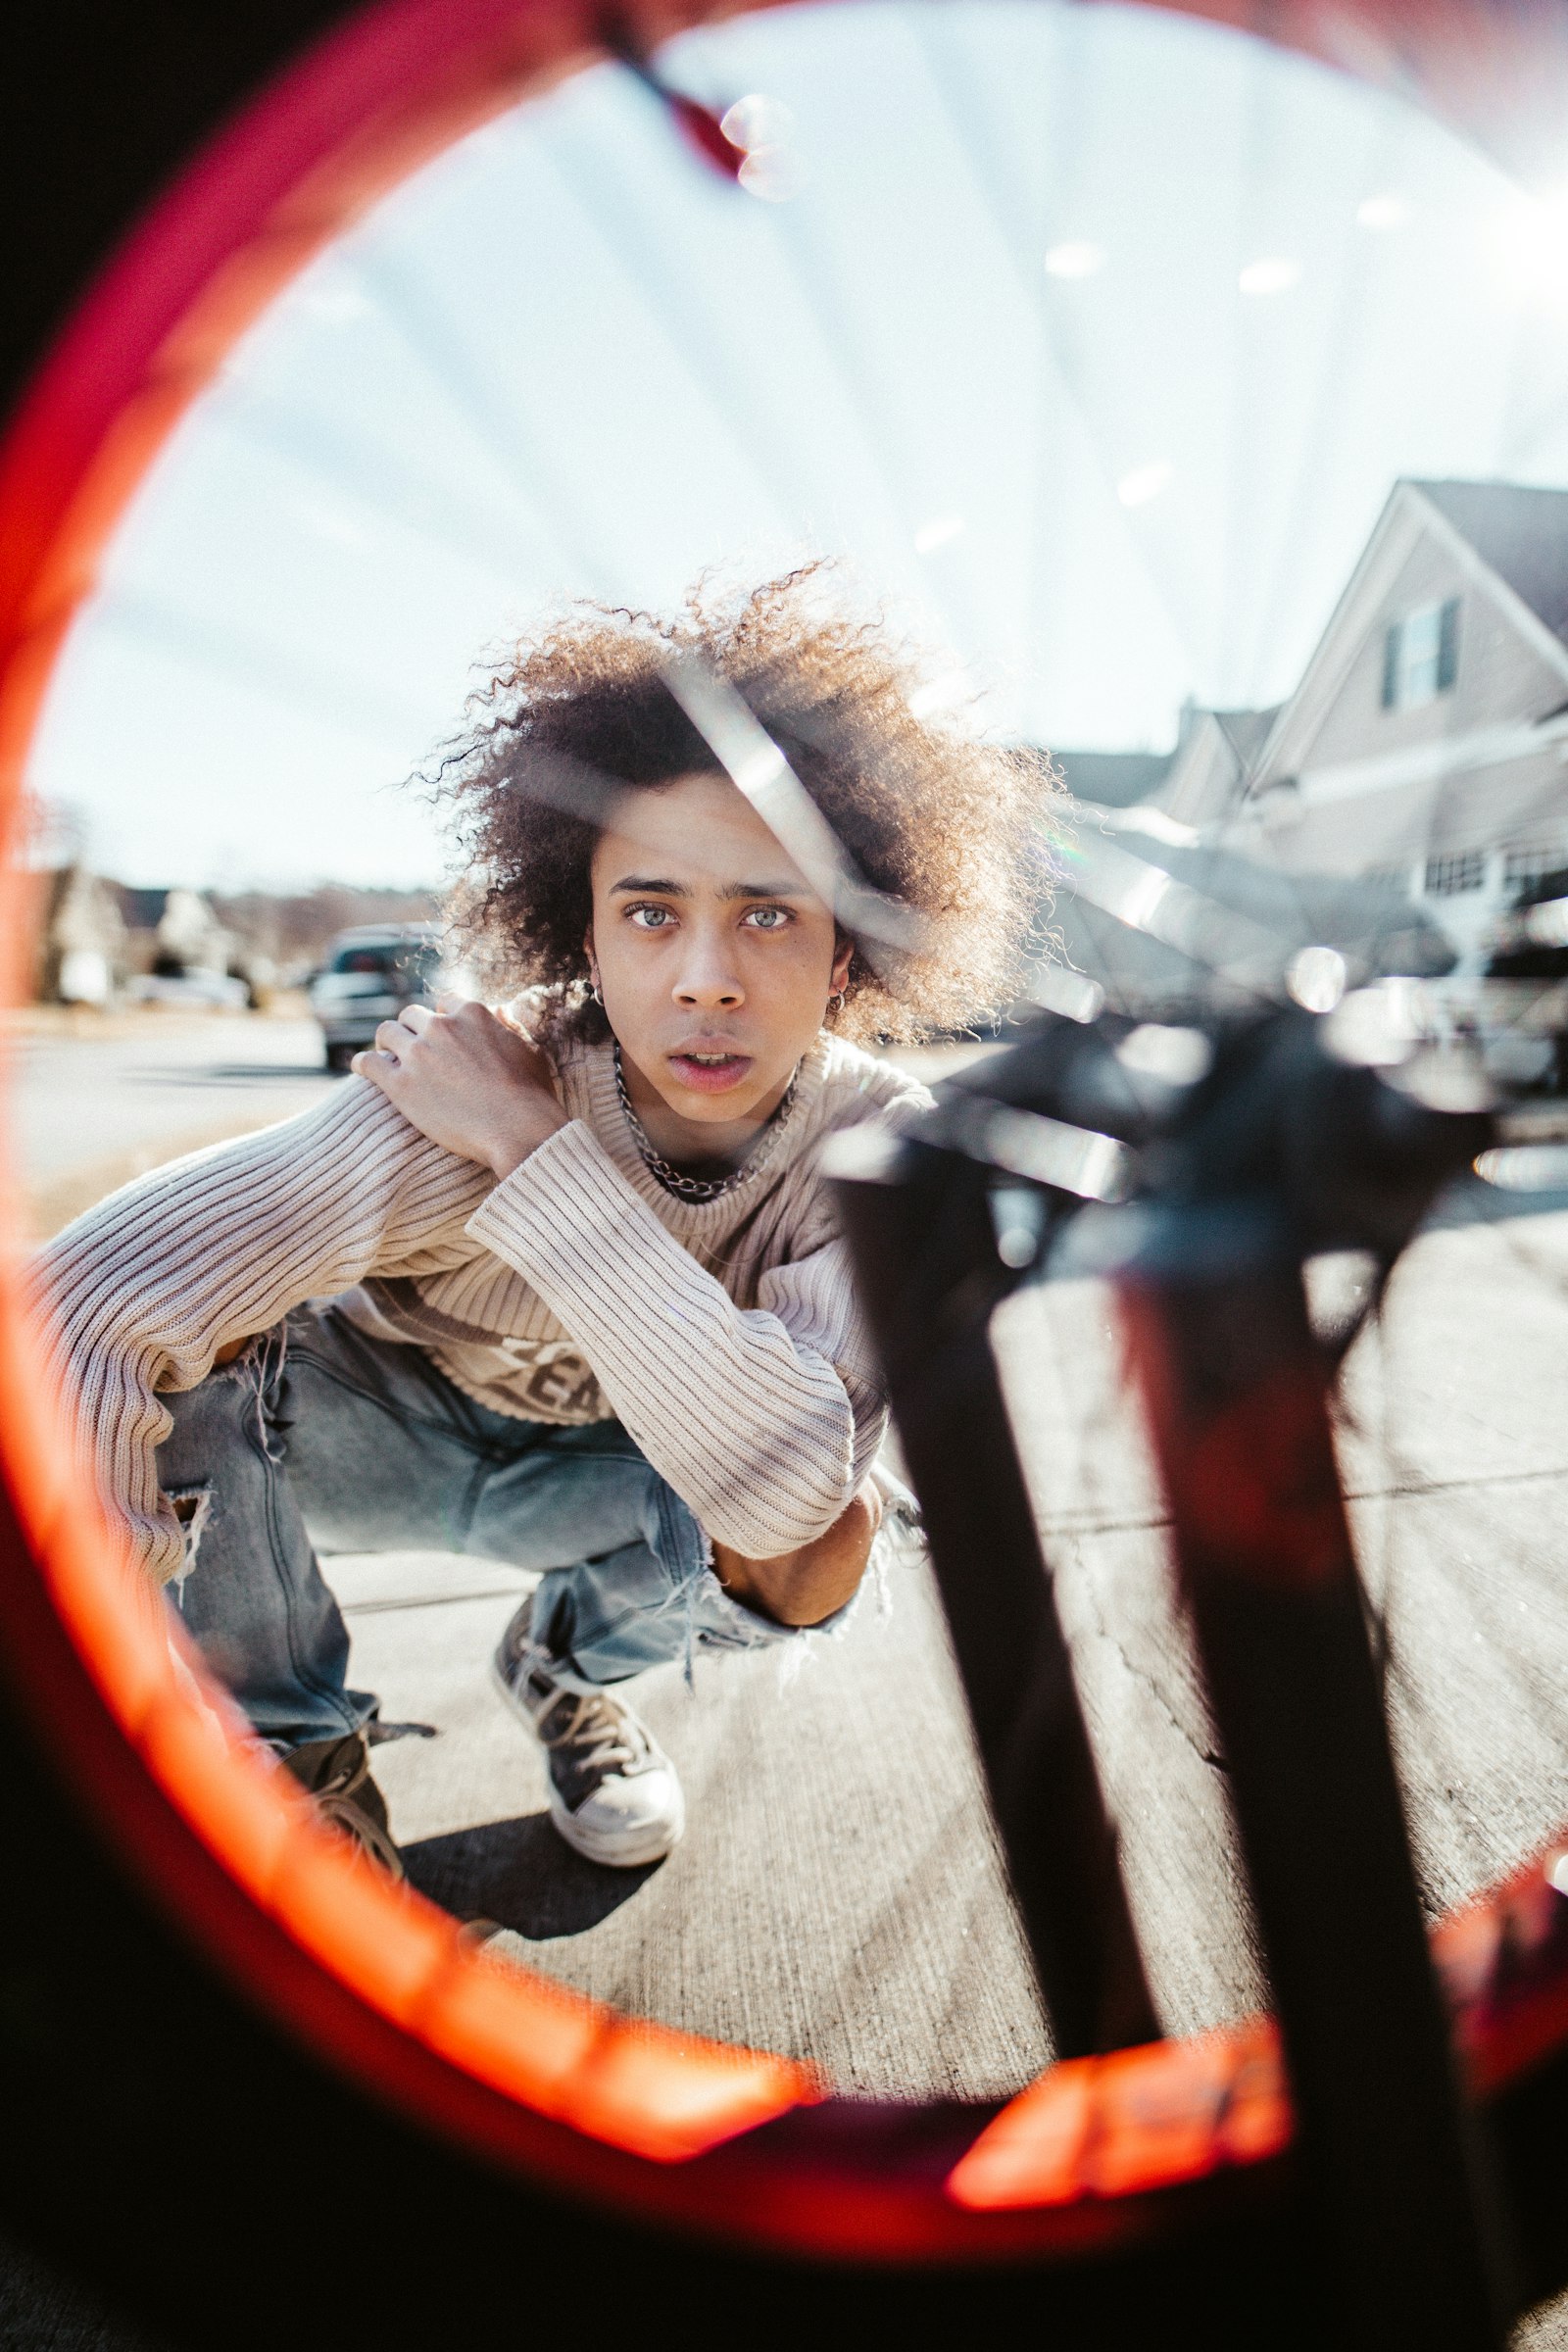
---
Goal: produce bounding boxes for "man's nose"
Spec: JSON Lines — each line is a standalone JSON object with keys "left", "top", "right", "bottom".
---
{"left": 674, "top": 926, "right": 744, "bottom": 1009}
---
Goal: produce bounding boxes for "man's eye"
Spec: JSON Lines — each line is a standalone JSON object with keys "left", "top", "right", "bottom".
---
{"left": 627, "top": 906, "right": 675, "bottom": 929}
{"left": 744, "top": 906, "right": 790, "bottom": 930}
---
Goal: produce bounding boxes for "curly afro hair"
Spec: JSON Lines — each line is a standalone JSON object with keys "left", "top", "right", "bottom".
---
{"left": 430, "top": 565, "right": 1058, "bottom": 1048}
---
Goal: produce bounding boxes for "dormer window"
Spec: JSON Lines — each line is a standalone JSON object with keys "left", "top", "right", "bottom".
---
{"left": 1382, "top": 597, "right": 1458, "bottom": 710}
{"left": 1424, "top": 850, "right": 1486, "bottom": 897}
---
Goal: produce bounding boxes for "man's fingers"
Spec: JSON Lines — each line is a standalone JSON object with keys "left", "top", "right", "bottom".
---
{"left": 373, "top": 1018, "right": 413, "bottom": 1058}
{"left": 401, "top": 1001, "right": 435, "bottom": 1034}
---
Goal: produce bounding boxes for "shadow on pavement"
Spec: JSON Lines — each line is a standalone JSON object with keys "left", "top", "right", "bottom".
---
{"left": 403, "top": 1813, "right": 661, "bottom": 1936}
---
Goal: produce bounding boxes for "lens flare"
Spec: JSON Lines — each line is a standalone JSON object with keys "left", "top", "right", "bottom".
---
{"left": 718, "top": 92, "right": 794, "bottom": 149}
{"left": 1116, "top": 461, "right": 1172, "bottom": 508}
{"left": 1288, "top": 945, "right": 1348, "bottom": 1012}
{"left": 1045, "top": 240, "right": 1105, "bottom": 278}
{"left": 913, "top": 513, "right": 965, "bottom": 554}
{"left": 1238, "top": 256, "right": 1302, "bottom": 296}
{"left": 1487, "top": 185, "right": 1568, "bottom": 303}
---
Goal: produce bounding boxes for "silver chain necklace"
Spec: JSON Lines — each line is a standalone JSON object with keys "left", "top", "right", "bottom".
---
{"left": 613, "top": 1043, "right": 798, "bottom": 1203}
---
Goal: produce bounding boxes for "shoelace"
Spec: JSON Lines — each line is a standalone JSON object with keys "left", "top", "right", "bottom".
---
{"left": 310, "top": 1740, "right": 404, "bottom": 1875}
{"left": 530, "top": 1684, "right": 651, "bottom": 1782}
{"left": 316, "top": 1790, "right": 403, "bottom": 1874}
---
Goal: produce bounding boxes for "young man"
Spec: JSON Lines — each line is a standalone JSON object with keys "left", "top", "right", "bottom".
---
{"left": 35, "top": 574, "right": 1052, "bottom": 1876}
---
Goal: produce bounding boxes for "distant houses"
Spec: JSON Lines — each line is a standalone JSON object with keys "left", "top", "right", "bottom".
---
{"left": 116, "top": 886, "right": 234, "bottom": 983}
{"left": 17, "top": 866, "right": 127, "bottom": 1006}
{"left": 23, "top": 877, "right": 238, "bottom": 1004}
{"left": 28, "top": 481, "right": 1565, "bottom": 1017}
{"left": 21, "top": 873, "right": 442, "bottom": 1007}
{"left": 1056, "top": 477, "right": 1568, "bottom": 979}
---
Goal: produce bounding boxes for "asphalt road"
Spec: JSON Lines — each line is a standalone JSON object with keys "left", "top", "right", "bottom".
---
{"left": 6, "top": 1010, "right": 337, "bottom": 1236}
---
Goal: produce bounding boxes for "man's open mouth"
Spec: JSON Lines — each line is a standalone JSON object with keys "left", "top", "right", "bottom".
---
{"left": 667, "top": 1050, "right": 754, "bottom": 1095}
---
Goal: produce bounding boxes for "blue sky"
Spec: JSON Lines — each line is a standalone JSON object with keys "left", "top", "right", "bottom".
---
{"left": 25, "top": 0, "right": 1568, "bottom": 889}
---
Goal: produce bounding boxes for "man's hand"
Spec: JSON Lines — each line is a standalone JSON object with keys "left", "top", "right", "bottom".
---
{"left": 352, "top": 1000, "right": 566, "bottom": 1179}
{"left": 710, "top": 1477, "right": 883, "bottom": 1628}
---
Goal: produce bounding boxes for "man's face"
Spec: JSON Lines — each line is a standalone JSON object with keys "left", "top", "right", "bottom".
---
{"left": 588, "top": 772, "right": 853, "bottom": 1129}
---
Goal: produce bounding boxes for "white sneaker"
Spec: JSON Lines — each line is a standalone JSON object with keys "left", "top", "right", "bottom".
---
{"left": 492, "top": 1600, "right": 685, "bottom": 1868}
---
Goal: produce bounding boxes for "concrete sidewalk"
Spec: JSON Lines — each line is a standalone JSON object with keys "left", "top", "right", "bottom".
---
{"left": 11, "top": 1067, "right": 1568, "bottom": 2338}
{"left": 345, "top": 1193, "right": 1568, "bottom": 2108}
{"left": 346, "top": 1539, "right": 1052, "bottom": 2100}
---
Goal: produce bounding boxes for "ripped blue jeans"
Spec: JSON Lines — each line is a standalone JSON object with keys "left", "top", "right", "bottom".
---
{"left": 158, "top": 1299, "right": 794, "bottom": 1749}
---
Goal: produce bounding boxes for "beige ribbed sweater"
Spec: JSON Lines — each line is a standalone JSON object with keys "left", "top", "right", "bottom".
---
{"left": 33, "top": 1031, "right": 928, "bottom": 1589}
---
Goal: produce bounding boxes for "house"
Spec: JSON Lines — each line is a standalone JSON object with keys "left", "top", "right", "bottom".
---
{"left": 1150, "top": 706, "right": 1282, "bottom": 830}
{"left": 20, "top": 865, "right": 128, "bottom": 1004}
{"left": 115, "top": 885, "right": 233, "bottom": 980}
{"left": 1200, "top": 479, "right": 1568, "bottom": 965}
{"left": 1054, "top": 478, "right": 1568, "bottom": 982}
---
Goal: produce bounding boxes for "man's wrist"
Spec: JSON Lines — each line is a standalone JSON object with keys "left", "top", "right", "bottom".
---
{"left": 484, "top": 1106, "right": 567, "bottom": 1181}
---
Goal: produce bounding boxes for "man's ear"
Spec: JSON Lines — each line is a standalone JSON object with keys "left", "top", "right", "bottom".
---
{"left": 830, "top": 932, "right": 855, "bottom": 993}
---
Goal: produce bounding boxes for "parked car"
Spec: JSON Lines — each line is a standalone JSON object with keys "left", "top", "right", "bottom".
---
{"left": 1479, "top": 869, "right": 1568, "bottom": 1093}
{"left": 309, "top": 925, "right": 445, "bottom": 1072}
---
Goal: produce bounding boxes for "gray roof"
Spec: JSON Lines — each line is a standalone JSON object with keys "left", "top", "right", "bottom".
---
{"left": 1212, "top": 706, "right": 1281, "bottom": 765}
{"left": 1415, "top": 478, "right": 1568, "bottom": 647}
{"left": 115, "top": 886, "right": 172, "bottom": 931}
{"left": 1049, "top": 748, "right": 1172, "bottom": 807}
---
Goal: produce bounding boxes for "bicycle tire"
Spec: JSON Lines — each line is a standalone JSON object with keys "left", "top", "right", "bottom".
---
{"left": 7, "top": 4, "right": 1568, "bottom": 2343}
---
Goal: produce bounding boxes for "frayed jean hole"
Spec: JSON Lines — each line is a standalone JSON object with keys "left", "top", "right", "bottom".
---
{"left": 164, "top": 1486, "right": 214, "bottom": 1598}
{"left": 243, "top": 1323, "right": 288, "bottom": 1463}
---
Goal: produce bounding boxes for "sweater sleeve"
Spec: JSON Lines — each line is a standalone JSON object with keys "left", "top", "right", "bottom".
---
{"left": 28, "top": 1082, "right": 493, "bottom": 1586}
{"left": 466, "top": 1120, "right": 883, "bottom": 1555}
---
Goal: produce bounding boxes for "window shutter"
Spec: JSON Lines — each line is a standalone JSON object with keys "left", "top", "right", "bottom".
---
{"left": 1381, "top": 620, "right": 1400, "bottom": 709}
{"left": 1437, "top": 596, "right": 1459, "bottom": 692}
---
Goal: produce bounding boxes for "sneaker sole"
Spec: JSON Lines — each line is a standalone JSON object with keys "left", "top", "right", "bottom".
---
{"left": 546, "top": 1791, "right": 685, "bottom": 1869}
{"left": 489, "top": 1654, "right": 685, "bottom": 1869}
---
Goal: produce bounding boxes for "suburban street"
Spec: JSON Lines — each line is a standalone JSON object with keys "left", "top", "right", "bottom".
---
{"left": 8, "top": 1016, "right": 1568, "bottom": 2342}
{"left": 6, "top": 1008, "right": 337, "bottom": 1238}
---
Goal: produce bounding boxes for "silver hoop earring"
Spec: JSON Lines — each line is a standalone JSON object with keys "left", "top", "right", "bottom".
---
{"left": 827, "top": 989, "right": 846, "bottom": 1013}
{"left": 589, "top": 979, "right": 604, "bottom": 1007}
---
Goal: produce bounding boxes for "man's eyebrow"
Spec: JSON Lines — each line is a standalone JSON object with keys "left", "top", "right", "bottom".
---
{"left": 609, "top": 875, "right": 690, "bottom": 897}
{"left": 608, "top": 875, "right": 809, "bottom": 901}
